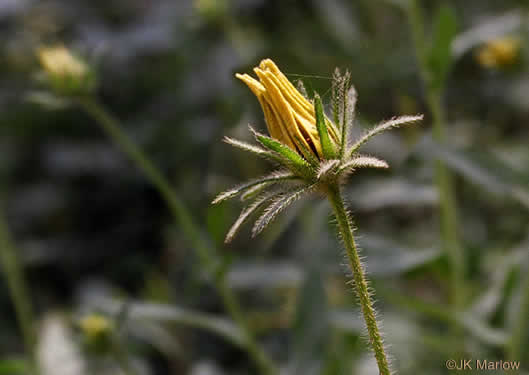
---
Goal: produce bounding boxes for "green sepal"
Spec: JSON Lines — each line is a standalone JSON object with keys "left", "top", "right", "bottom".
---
{"left": 252, "top": 183, "right": 315, "bottom": 237}
{"left": 314, "top": 94, "right": 336, "bottom": 160}
{"left": 250, "top": 127, "right": 313, "bottom": 177}
{"left": 290, "top": 133, "right": 320, "bottom": 168}
{"left": 212, "top": 170, "right": 297, "bottom": 204}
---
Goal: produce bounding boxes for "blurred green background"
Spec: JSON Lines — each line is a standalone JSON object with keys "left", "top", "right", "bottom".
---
{"left": 1, "top": 0, "right": 529, "bottom": 374}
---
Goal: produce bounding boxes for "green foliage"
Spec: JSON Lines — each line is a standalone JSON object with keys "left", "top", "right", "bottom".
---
{"left": 289, "top": 268, "right": 329, "bottom": 374}
{"left": 426, "top": 5, "right": 458, "bottom": 91}
{"left": 206, "top": 203, "right": 229, "bottom": 247}
{"left": 0, "top": 359, "right": 29, "bottom": 375}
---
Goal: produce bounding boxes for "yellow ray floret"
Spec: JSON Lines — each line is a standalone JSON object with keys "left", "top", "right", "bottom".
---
{"left": 236, "top": 59, "right": 338, "bottom": 160}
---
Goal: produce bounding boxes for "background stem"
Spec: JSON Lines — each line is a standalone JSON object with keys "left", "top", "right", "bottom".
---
{"left": 407, "top": 0, "right": 466, "bottom": 315}
{"left": 326, "top": 184, "right": 391, "bottom": 375}
{"left": 78, "top": 97, "right": 277, "bottom": 375}
{"left": 0, "top": 205, "right": 38, "bottom": 372}
{"left": 112, "top": 334, "right": 140, "bottom": 375}
{"left": 78, "top": 98, "right": 213, "bottom": 271}
{"left": 427, "top": 92, "right": 465, "bottom": 311}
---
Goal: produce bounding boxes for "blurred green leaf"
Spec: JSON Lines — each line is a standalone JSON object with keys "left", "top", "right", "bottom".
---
{"left": 88, "top": 297, "right": 246, "bottom": 349}
{"left": 0, "top": 359, "right": 29, "bottom": 375}
{"left": 206, "top": 203, "right": 229, "bottom": 247}
{"left": 142, "top": 270, "right": 173, "bottom": 304}
{"left": 417, "top": 136, "right": 529, "bottom": 211}
{"left": 25, "top": 91, "right": 72, "bottom": 110}
{"left": 348, "top": 179, "right": 437, "bottom": 211}
{"left": 322, "top": 332, "right": 358, "bottom": 375}
{"left": 379, "top": 0, "right": 408, "bottom": 10}
{"left": 426, "top": 5, "right": 458, "bottom": 91}
{"left": 288, "top": 268, "right": 329, "bottom": 375}
{"left": 380, "top": 285, "right": 508, "bottom": 347}
{"left": 505, "top": 245, "right": 529, "bottom": 363}
{"left": 360, "top": 233, "right": 442, "bottom": 277}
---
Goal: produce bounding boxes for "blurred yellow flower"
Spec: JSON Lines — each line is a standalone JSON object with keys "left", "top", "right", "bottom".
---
{"left": 79, "top": 314, "right": 112, "bottom": 340}
{"left": 236, "top": 59, "right": 338, "bottom": 160}
{"left": 37, "top": 45, "right": 95, "bottom": 96}
{"left": 38, "top": 45, "right": 87, "bottom": 79}
{"left": 476, "top": 37, "right": 521, "bottom": 69}
{"left": 194, "top": 0, "right": 228, "bottom": 20}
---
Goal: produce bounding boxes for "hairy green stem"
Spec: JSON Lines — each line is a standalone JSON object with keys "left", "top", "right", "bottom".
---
{"left": 407, "top": 0, "right": 465, "bottom": 314}
{"left": 326, "top": 184, "right": 391, "bottom": 375}
{"left": 507, "top": 264, "right": 529, "bottom": 361}
{"left": 0, "top": 206, "right": 38, "bottom": 372}
{"left": 78, "top": 97, "right": 277, "bottom": 375}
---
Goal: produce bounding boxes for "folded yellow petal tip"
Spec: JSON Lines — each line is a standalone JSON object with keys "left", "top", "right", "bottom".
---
{"left": 236, "top": 59, "right": 336, "bottom": 160}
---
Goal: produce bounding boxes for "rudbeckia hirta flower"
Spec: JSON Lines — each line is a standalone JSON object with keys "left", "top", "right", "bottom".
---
{"left": 38, "top": 46, "right": 87, "bottom": 79}
{"left": 79, "top": 314, "right": 112, "bottom": 341}
{"left": 475, "top": 36, "right": 521, "bottom": 69}
{"left": 214, "top": 59, "right": 422, "bottom": 375}
{"left": 214, "top": 58, "right": 422, "bottom": 241}
{"left": 37, "top": 45, "right": 96, "bottom": 96}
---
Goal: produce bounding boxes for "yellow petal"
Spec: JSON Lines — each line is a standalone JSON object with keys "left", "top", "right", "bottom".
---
{"left": 262, "top": 66, "right": 316, "bottom": 125}
{"left": 260, "top": 59, "right": 313, "bottom": 113}
{"left": 255, "top": 68, "right": 316, "bottom": 156}
{"left": 235, "top": 73, "right": 265, "bottom": 97}
{"left": 261, "top": 96, "right": 297, "bottom": 150}
{"left": 259, "top": 60, "right": 339, "bottom": 143}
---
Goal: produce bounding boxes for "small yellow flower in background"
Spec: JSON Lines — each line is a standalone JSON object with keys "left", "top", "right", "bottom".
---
{"left": 194, "top": 0, "right": 228, "bottom": 20}
{"left": 79, "top": 314, "right": 112, "bottom": 341}
{"left": 38, "top": 45, "right": 87, "bottom": 79}
{"left": 475, "top": 36, "right": 521, "bottom": 69}
{"left": 236, "top": 59, "right": 338, "bottom": 160}
{"left": 37, "top": 45, "right": 95, "bottom": 96}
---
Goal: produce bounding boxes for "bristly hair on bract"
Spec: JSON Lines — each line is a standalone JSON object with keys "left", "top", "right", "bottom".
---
{"left": 213, "top": 60, "right": 423, "bottom": 243}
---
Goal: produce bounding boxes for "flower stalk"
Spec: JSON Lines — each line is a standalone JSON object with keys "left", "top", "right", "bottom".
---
{"left": 0, "top": 205, "right": 38, "bottom": 373}
{"left": 326, "top": 184, "right": 391, "bottom": 375}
